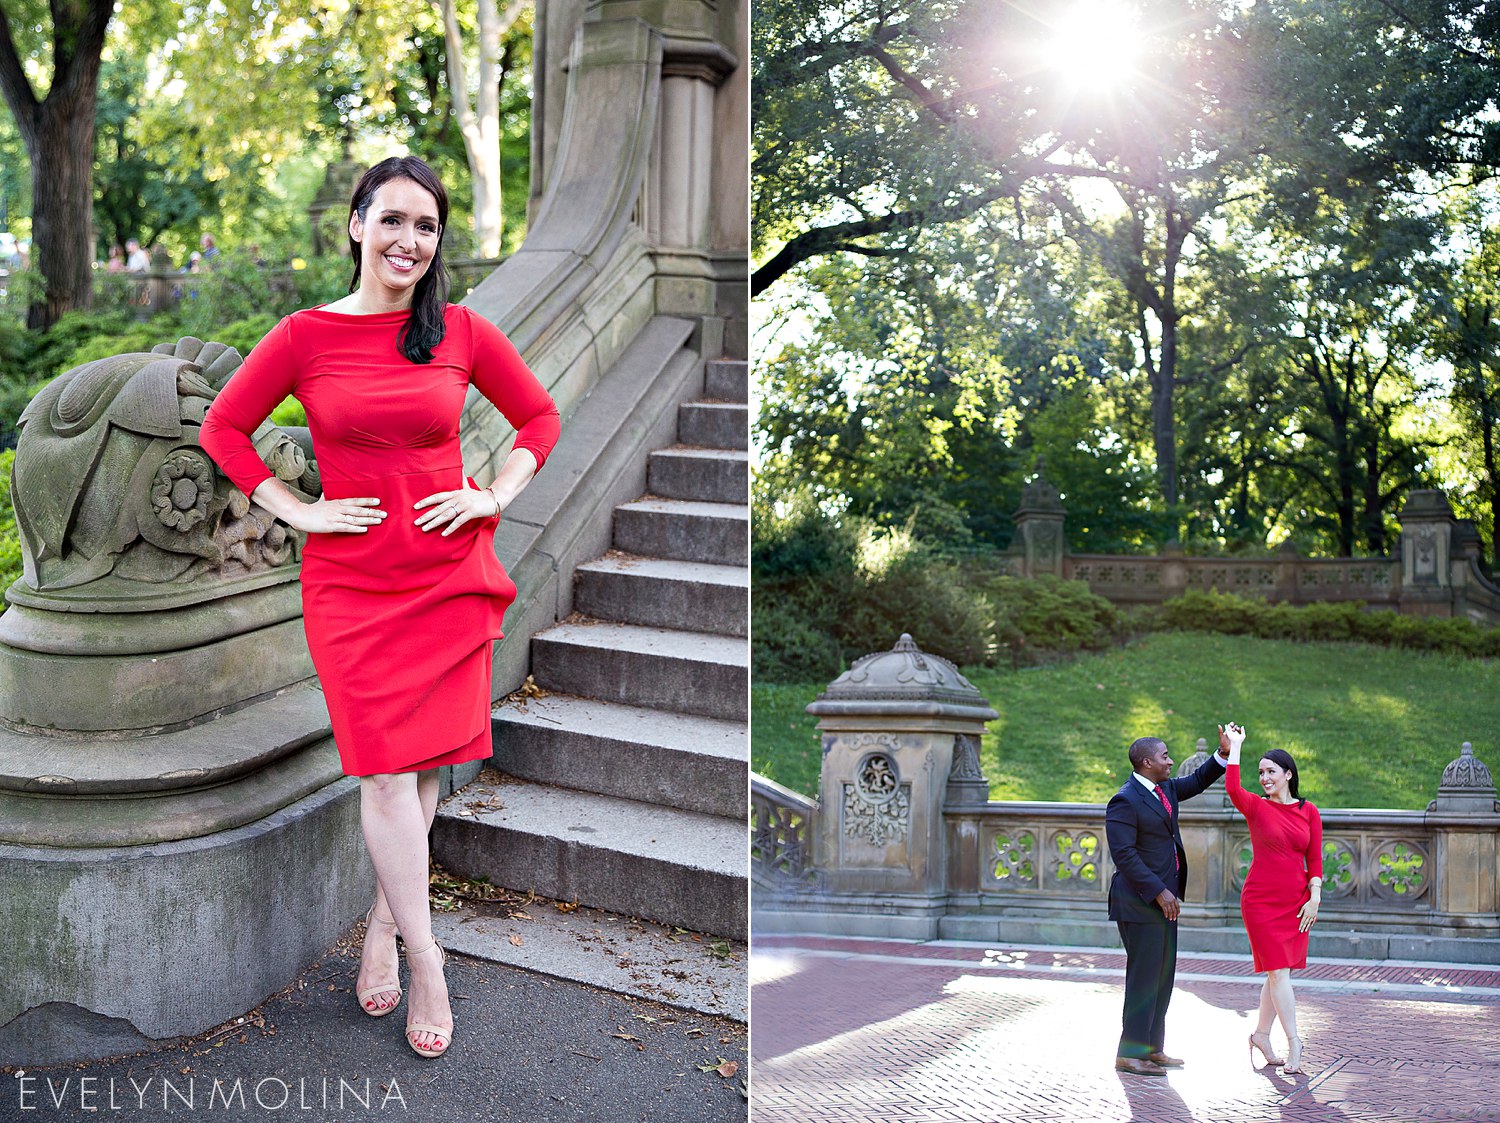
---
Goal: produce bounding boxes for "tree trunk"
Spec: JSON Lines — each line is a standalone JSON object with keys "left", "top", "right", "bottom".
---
{"left": 0, "top": 0, "right": 113, "bottom": 331}
{"left": 25, "top": 97, "right": 99, "bottom": 329}
{"left": 1476, "top": 356, "right": 1499, "bottom": 569}
{"left": 442, "top": 0, "right": 512, "bottom": 258}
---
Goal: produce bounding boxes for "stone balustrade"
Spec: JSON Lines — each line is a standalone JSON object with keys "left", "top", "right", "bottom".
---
{"left": 1065, "top": 552, "right": 1400, "bottom": 606}
{"left": 752, "top": 772, "right": 817, "bottom": 889}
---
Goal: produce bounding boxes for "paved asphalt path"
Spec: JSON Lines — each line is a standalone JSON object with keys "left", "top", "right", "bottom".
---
{"left": 2, "top": 939, "right": 747, "bottom": 1123}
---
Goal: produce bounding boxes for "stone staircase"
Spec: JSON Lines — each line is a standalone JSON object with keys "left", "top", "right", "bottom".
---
{"left": 432, "top": 359, "right": 749, "bottom": 940}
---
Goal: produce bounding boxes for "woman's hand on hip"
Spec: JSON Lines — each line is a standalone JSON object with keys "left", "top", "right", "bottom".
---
{"left": 414, "top": 485, "right": 500, "bottom": 535}
{"left": 296, "top": 496, "right": 386, "bottom": 534}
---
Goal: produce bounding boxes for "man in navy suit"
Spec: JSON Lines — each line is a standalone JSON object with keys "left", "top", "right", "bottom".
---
{"left": 1105, "top": 735, "right": 1228, "bottom": 1075}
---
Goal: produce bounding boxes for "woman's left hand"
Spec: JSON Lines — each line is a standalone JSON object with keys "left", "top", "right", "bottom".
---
{"left": 1297, "top": 898, "right": 1319, "bottom": 933}
{"left": 414, "top": 484, "right": 500, "bottom": 535}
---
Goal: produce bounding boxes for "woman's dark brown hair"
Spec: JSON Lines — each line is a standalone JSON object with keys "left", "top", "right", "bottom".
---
{"left": 347, "top": 156, "right": 450, "bottom": 364}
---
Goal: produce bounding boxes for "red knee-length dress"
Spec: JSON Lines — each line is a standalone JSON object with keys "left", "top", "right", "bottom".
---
{"left": 199, "top": 303, "right": 560, "bottom": 776}
{"left": 1226, "top": 764, "right": 1324, "bottom": 972}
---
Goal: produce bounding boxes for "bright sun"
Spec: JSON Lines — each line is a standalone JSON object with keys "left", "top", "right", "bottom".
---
{"left": 1043, "top": 0, "right": 1145, "bottom": 94}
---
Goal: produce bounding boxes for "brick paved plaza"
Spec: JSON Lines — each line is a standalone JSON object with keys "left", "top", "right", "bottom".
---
{"left": 750, "top": 935, "right": 1500, "bottom": 1123}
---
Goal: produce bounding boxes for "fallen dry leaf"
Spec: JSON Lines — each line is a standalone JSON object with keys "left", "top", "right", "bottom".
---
{"left": 716, "top": 1061, "right": 738, "bottom": 1079}
{"left": 509, "top": 934, "right": 524, "bottom": 947}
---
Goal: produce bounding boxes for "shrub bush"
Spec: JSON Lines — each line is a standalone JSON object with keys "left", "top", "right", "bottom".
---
{"left": 841, "top": 553, "right": 994, "bottom": 670}
{"left": 0, "top": 448, "right": 21, "bottom": 600}
{"left": 984, "top": 574, "right": 1119, "bottom": 661}
{"left": 1155, "top": 589, "right": 1500, "bottom": 658}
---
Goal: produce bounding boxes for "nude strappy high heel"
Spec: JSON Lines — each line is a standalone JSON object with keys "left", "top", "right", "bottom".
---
{"left": 1282, "top": 1035, "right": 1305, "bottom": 1074}
{"left": 355, "top": 909, "right": 402, "bottom": 1017}
{"left": 1248, "top": 1031, "right": 1283, "bottom": 1067}
{"left": 404, "top": 940, "right": 452, "bottom": 1058}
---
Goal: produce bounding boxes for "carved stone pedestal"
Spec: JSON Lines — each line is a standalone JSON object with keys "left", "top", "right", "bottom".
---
{"left": 778, "top": 635, "right": 997, "bottom": 939}
{"left": 0, "top": 339, "right": 373, "bottom": 1065}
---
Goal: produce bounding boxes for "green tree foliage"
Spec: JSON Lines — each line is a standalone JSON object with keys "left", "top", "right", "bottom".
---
{"left": 754, "top": 0, "right": 1500, "bottom": 562}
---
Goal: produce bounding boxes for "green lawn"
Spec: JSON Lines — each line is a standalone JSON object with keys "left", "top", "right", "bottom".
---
{"left": 751, "top": 632, "right": 1499, "bottom": 810}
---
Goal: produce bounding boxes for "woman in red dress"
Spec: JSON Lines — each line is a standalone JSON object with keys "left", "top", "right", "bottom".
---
{"left": 1221, "top": 722, "right": 1323, "bottom": 1075}
{"left": 200, "top": 156, "right": 560, "bottom": 1059}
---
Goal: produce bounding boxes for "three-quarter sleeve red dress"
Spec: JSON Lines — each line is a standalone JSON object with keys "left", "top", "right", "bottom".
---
{"left": 1226, "top": 763, "right": 1324, "bottom": 972}
{"left": 200, "top": 303, "right": 560, "bottom": 777}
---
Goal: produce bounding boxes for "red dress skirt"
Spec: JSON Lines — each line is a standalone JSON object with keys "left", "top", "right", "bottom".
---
{"left": 1226, "top": 764, "right": 1324, "bottom": 971}
{"left": 200, "top": 303, "right": 560, "bottom": 776}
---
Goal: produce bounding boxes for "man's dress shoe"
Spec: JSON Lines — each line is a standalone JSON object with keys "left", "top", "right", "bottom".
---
{"left": 1147, "top": 1051, "right": 1184, "bottom": 1067}
{"left": 1115, "top": 1057, "right": 1167, "bottom": 1076}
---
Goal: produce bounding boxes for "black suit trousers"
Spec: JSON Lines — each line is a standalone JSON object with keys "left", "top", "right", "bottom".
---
{"left": 1117, "top": 916, "right": 1177, "bottom": 1058}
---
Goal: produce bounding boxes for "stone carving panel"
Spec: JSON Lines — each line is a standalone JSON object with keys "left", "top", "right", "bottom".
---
{"left": 989, "top": 829, "right": 1038, "bottom": 889}
{"left": 1321, "top": 838, "right": 1356, "bottom": 899}
{"left": 1372, "top": 839, "right": 1429, "bottom": 902}
{"left": 1049, "top": 829, "right": 1101, "bottom": 888}
{"left": 843, "top": 751, "right": 911, "bottom": 848}
{"left": 1230, "top": 834, "right": 1252, "bottom": 890}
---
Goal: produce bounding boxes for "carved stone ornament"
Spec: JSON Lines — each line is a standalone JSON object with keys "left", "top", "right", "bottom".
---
{"left": 949, "top": 734, "right": 985, "bottom": 781}
{"left": 8, "top": 337, "right": 319, "bottom": 599}
{"left": 1428, "top": 743, "right": 1499, "bottom": 815}
{"left": 844, "top": 751, "right": 911, "bottom": 846}
{"left": 818, "top": 634, "right": 989, "bottom": 708}
{"left": 1439, "top": 743, "right": 1494, "bottom": 792}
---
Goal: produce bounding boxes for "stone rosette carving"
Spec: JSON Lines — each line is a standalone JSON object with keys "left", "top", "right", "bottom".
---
{"left": 844, "top": 751, "right": 911, "bottom": 847}
{"left": 8, "top": 336, "right": 319, "bottom": 597}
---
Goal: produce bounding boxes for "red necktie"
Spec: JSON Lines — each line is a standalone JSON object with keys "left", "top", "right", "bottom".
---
{"left": 1156, "top": 786, "right": 1179, "bottom": 870}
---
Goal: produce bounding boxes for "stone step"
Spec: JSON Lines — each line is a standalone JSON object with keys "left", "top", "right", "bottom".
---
{"left": 432, "top": 778, "right": 747, "bottom": 940}
{"left": 490, "top": 693, "right": 746, "bottom": 818}
{"left": 613, "top": 498, "right": 748, "bottom": 565}
{"left": 575, "top": 554, "right": 747, "bottom": 636}
{"left": 704, "top": 359, "right": 748, "bottom": 403}
{"left": 648, "top": 447, "right": 748, "bottom": 504}
{"left": 530, "top": 620, "right": 748, "bottom": 721}
{"left": 678, "top": 401, "right": 748, "bottom": 450}
{"left": 428, "top": 895, "right": 747, "bottom": 1019}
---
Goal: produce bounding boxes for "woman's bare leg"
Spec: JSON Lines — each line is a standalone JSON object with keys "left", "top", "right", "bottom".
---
{"left": 361, "top": 770, "right": 450, "bottom": 1052}
{"left": 1264, "top": 968, "right": 1301, "bottom": 1068}
{"left": 360, "top": 769, "right": 444, "bottom": 1013}
{"left": 1255, "top": 979, "right": 1277, "bottom": 1035}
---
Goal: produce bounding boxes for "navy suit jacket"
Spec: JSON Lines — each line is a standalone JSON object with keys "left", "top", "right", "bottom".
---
{"left": 1105, "top": 753, "right": 1226, "bottom": 924}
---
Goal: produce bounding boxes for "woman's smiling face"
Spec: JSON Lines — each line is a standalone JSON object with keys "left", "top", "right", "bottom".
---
{"left": 350, "top": 177, "right": 442, "bottom": 304}
{"left": 1258, "top": 756, "right": 1291, "bottom": 800}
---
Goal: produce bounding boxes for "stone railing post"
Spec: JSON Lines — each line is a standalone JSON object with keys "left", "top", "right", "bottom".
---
{"left": 1398, "top": 489, "right": 1458, "bottom": 616}
{"left": 1012, "top": 459, "right": 1066, "bottom": 578}
{"left": 806, "top": 634, "right": 997, "bottom": 938}
{"left": 1427, "top": 743, "right": 1500, "bottom": 918}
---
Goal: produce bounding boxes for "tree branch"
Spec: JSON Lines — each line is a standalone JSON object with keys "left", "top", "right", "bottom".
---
{"left": 0, "top": 4, "right": 39, "bottom": 132}
{"left": 752, "top": 188, "right": 1009, "bottom": 294}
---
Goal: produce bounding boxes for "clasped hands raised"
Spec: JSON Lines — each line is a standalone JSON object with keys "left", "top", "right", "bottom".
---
{"left": 295, "top": 485, "right": 501, "bottom": 536}
{"left": 1218, "top": 721, "right": 1247, "bottom": 754}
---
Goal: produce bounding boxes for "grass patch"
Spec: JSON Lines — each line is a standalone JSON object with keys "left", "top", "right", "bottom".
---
{"left": 752, "top": 632, "right": 1498, "bottom": 810}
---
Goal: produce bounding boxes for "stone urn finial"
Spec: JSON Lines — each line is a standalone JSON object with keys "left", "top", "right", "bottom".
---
{"left": 1428, "top": 742, "right": 1499, "bottom": 815}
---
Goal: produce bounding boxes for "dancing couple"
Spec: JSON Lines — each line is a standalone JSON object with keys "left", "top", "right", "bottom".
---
{"left": 1105, "top": 723, "right": 1323, "bottom": 1077}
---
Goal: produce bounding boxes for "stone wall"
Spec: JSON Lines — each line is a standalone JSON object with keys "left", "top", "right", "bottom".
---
{"left": 1009, "top": 469, "right": 1500, "bottom": 625}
